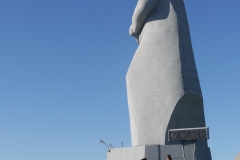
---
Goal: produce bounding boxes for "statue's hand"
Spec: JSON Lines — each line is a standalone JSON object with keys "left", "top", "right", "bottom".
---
{"left": 129, "top": 24, "right": 135, "bottom": 36}
{"left": 129, "top": 24, "right": 139, "bottom": 37}
{"left": 130, "top": 24, "right": 139, "bottom": 44}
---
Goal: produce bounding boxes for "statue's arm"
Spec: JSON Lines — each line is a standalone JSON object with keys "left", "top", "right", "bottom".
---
{"left": 130, "top": 0, "right": 160, "bottom": 37}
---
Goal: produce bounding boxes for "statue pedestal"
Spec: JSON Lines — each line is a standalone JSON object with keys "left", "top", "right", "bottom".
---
{"left": 106, "top": 145, "right": 211, "bottom": 160}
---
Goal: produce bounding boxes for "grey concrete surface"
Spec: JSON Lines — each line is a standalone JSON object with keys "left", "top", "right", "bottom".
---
{"left": 127, "top": 0, "right": 207, "bottom": 146}
{"left": 107, "top": 145, "right": 212, "bottom": 160}
{"left": 106, "top": 146, "right": 145, "bottom": 160}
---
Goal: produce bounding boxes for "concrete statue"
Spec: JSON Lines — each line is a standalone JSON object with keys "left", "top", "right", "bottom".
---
{"left": 127, "top": 0, "right": 206, "bottom": 146}
{"left": 106, "top": 0, "right": 212, "bottom": 159}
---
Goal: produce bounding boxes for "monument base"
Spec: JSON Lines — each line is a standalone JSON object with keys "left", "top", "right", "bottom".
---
{"left": 107, "top": 144, "right": 211, "bottom": 160}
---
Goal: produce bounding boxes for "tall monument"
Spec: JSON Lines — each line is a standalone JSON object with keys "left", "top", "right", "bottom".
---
{"left": 127, "top": 0, "right": 206, "bottom": 146}
{"left": 107, "top": 0, "right": 212, "bottom": 159}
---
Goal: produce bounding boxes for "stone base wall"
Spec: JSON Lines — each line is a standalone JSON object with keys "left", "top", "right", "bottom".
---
{"left": 106, "top": 144, "right": 211, "bottom": 160}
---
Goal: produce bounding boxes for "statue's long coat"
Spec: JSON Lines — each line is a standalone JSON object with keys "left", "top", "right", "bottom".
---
{"left": 127, "top": 0, "right": 207, "bottom": 146}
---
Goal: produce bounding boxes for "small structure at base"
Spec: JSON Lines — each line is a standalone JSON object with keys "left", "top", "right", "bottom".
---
{"left": 107, "top": 145, "right": 211, "bottom": 160}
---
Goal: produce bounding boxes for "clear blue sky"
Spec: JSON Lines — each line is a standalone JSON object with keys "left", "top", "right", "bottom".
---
{"left": 0, "top": 0, "right": 239, "bottom": 159}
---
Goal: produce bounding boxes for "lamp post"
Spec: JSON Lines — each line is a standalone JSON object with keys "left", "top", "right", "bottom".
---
{"left": 109, "top": 143, "right": 114, "bottom": 148}
{"left": 99, "top": 139, "right": 111, "bottom": 149}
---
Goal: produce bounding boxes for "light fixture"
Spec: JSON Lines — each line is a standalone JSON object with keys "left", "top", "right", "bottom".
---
{"left": 99, "top": 139, "right": 111, "bottom": 149}
{"left": 109, "top": 143, "right": 114, "bottom": 148}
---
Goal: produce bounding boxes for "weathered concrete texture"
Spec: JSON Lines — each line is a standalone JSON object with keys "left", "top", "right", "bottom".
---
{"left": 107, "top": 145, "right": 212, "bottom": 160}
{"left": 106, "top": 146, "right": 145, "bottom": 160}
{"left": 127, "top": 0, "right": 207, "bottom": 146}
{"left": 235, "top": 153, "right": 240, "bottom": 160}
